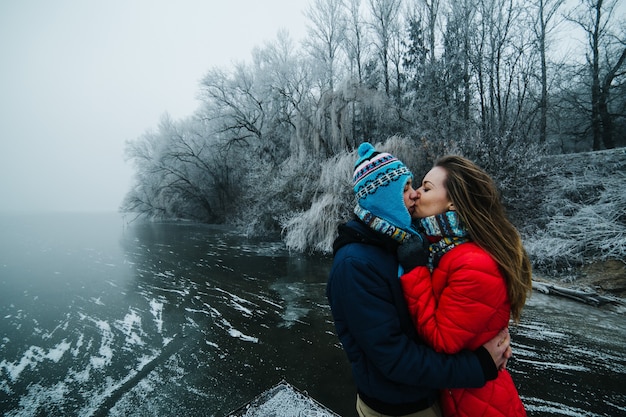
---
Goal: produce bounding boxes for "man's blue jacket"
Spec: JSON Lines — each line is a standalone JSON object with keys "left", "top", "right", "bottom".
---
{"left": 327, "top": 219, "right": 493, "bottom": 414}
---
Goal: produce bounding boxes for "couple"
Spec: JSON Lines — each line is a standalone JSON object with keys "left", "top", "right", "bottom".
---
{"left": 327, "top": 142, "right": 532, "bottom": 417}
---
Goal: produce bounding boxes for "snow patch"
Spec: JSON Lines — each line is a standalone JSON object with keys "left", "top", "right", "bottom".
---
{"left": 89, "top": 319, "right": 114, "bottom": 369}
{"left": 149, "top": 299, "right": 164, "bottom": 334}
{"left": 114, "top": 308, "right": 146, "bottom": 348}
{"left": 0, "top": 340, "right": 70, "bottom": 382}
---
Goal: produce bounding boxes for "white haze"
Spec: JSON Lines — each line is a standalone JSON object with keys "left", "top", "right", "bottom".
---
{"left": 0, "top": 0, "right": 308, "bottom": 213}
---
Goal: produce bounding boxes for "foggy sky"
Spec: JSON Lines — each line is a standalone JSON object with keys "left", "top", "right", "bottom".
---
{"left": 0, "top": 0, "right": 308, "bottom": 213}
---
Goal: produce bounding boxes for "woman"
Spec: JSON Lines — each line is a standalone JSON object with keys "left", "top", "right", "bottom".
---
{"left": 400, "top": 155, "right": 532, "bottom": 417}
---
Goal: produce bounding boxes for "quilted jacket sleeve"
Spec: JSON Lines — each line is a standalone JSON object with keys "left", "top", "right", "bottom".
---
{"left": 400, "top": 244, "right": 510, "bottom": 354}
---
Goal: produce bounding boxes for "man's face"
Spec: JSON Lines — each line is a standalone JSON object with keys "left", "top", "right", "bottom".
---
{"left": 403, "top": 178, "right": 418, "bottom": 218}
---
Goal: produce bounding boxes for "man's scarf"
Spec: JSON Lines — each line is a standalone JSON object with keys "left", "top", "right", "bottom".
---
{"left": 355, "top": 204, "right": 414, "bottom": 243}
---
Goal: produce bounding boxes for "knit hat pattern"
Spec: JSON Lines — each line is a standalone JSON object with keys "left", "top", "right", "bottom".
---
{"left": 353, "top": 142, "right": 414, "bottom": 231}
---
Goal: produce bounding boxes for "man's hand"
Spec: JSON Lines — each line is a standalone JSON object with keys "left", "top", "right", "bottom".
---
{"left": 483, "top": 328, "right": 512, "bottom": 370}
{"left": 397, "top": 233, "right": 429, "bottom": 271}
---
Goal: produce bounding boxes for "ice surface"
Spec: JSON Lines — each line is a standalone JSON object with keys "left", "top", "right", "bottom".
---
{"left": 2, "top": 215, "right": 623, "bottom": 416}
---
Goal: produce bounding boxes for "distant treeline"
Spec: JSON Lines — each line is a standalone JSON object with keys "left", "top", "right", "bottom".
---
{"left": 121, "top": 0, "right": 626, "bottom": 266}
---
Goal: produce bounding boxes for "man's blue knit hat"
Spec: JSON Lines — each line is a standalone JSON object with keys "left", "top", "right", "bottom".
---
{"left": 353, "top": 142, "right": 413, "bottom": 231}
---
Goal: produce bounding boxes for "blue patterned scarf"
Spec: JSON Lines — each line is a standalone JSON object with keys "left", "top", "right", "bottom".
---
{"left": 354, "top": 204, "right": 414, "bottom": 243}
{"left": 419, "top": 211, "right": 470, "bottom": 269}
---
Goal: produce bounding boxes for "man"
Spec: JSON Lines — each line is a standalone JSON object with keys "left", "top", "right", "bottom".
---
{"left": 327, "top": 142, "right": 510, "bottom": 417}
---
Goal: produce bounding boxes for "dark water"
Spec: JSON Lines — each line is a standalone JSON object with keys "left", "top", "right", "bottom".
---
{"left": 0, "top": 213, "right": 624, "bottom": 417}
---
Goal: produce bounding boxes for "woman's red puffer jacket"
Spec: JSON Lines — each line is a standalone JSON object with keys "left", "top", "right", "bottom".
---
{"left": 401, "top": 242, "right": 526, "bottom": 417}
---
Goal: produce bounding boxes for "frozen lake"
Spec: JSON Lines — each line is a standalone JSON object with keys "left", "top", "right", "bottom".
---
{"left": 0, "top": 213, "right": 624, "bottom": 416}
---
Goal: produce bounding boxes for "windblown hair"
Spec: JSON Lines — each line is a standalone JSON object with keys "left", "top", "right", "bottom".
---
{"left": 436, "top": 155, "right": 532, "bottom": 322}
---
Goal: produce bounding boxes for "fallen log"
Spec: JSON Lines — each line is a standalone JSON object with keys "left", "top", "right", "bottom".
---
{"left": 532, "top": 281, "right": 622, "bottom": 307}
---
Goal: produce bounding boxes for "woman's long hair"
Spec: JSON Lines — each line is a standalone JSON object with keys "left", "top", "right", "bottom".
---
{"left": 436, "top": 155, "right": 532, "bottom": 322}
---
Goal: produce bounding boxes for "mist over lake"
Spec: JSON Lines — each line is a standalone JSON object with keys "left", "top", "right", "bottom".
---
{"left": 0, "top": 213, "right": 624, "bottom": 416}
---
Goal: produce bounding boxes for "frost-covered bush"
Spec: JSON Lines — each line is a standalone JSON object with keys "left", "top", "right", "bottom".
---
{"left": 281, "top": 150, "right": 354, "bottom": 253}
{"left": 525, "top": 150, "right": 626, "bottom": 273}
{"left": 232, "top": 156, "right": 323, "bottom": 238}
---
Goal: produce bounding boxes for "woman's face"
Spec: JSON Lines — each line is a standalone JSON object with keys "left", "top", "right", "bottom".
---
{"left": 413, "top": 166, "right": 453, "bottom": 219}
